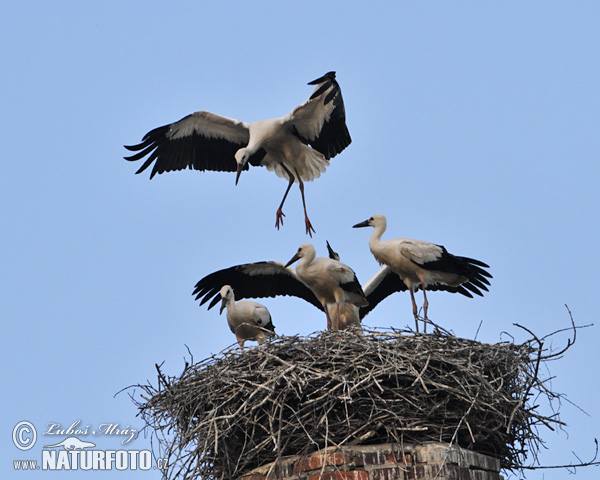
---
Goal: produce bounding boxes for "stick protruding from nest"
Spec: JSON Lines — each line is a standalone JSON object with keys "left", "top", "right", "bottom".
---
{"left": 132, "top": 323, "right": 582, "bottom": 479}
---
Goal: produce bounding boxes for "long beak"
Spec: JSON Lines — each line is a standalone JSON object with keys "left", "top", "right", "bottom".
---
{"left": 284, "top": 252, "right": 301, "bottom": 268}
{"left": 219, "top": 299, "right": 227, "bottom": 315}
{"left": 352, "top": 219, "right": 370, "bottom": 228}
{"left": 235, "top": 164, "right": 243, "bottom": 186}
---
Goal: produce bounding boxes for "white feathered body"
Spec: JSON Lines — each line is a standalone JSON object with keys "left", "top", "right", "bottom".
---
{"left": 370, "top": 238, "right": 465, "bottom": 289}
{"left": 247, "top": 118, "right": 329, "bottom": 182}
{"left": 295, "top": 255, "right": 366, "bottom": 308}
{"left": 225, "top": 300, "right": 273, "bottom": 343}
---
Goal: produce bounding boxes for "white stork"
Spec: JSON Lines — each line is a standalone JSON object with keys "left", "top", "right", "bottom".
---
{"left": 353, "top": 215, "right": 492, "bottom": 332}
{"left": 218, "top": 285, "right": 275, "bottom": 349}
{"left": 285, "top": 244, "right": 368, "bottom": 330}
{"left": 124, "top": 71, "right": 351, "bottom": 236}
{"left": 324, "top": 240, "right": 362, "bottom": 330}
{"left": 193, "top": 244, "right": 367, "bottom": 331}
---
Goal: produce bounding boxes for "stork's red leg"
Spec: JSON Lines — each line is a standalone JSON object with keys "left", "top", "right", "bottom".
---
{"left": 422, "top": 288, "right": 429, "bottom": 333}
{"left": 296, "top": 172, "right": 316, "bottom": 236}
{"left": 275, "top": 166, "right": 295, "bottom": 230}
{"left": 409, "top": 289, "right": 419, "bottom": 333}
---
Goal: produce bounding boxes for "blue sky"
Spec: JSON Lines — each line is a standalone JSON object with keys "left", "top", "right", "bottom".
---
{"left": 2, "top": 1, "right": 599, "bottom": 478}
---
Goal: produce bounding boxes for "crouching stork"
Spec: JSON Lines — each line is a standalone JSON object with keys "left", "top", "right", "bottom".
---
{"left": 218, "top": 285, "right": 275, "bottom": 349}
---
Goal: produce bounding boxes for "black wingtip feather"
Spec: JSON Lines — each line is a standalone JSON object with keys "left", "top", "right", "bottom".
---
{"left": 307, "top": 71, "right": 336, "bottom": 85}
{"left": 456, "top": 286, "right": 474, "bottom": 298}
{"left": 142, "top": 125, "right": 169, "bottom": 142}
{"left": 324, "top": 85, "right": 338, "bottom": 105}
{"left": 463, "top": 283, "right": 484, "bottom": 296}
{"left": 457, "top": 256, "right": 490, "bottom": 269}
{"left": 124, "top": 143, "right": 156, "bottom": 161}
{"left": 124, "top": 137, "right": 154, "bottom": 152}
{"left": 207, "top": 295, "right": 221, "bottom": 310}
{"left": 309, "top": 80, "right": 333, "bottom": 100}
{"left": 469, "top": 277, "right": 489, "bottom": 292}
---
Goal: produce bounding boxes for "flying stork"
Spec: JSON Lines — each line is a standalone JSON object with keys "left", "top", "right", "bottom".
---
{"left": 124, "top": 71, "right": 351, "bottom": 236}
{"left": 218, "top": 285, "right": 275, "bottom": 349}
{"left": 193, "top": 244, "right": 367, "bottom": 331}
{"left": 353, "top": 215, "right": 492, "bottom": 332}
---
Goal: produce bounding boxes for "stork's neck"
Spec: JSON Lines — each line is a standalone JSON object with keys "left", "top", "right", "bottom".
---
{"left": 245, "top": 143, "right": 259, "bottom": 155}
{"left": 225, "top": 293, "right": 235, "bottom": 308}
{"left": 296, "top": 249, "right": 316, "bottom": 272}
{"left": 369, "top": 222, "right": 387, "bottom": 252}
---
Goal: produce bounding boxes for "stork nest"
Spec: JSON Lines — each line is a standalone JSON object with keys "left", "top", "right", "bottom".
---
{"left": 134, "top": 327, "right": 571, "bottom": 479}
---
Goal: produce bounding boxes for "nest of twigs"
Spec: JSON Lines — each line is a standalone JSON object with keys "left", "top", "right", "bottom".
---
{"left": 134, "top": 327, "right": 571, "bottom": 479}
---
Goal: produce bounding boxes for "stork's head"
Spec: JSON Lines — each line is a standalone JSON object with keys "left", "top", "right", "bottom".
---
{"left": 219, "top": 285, "right": 234, "bottom": 314}
{"left": 234, "top": 148, "right": 250, "bottom": 185}
{"left": 352, "top": 214, "right": 387, "bottom": 229}
{"left": 284, "top": 244, "right": 315, "bottom": 268}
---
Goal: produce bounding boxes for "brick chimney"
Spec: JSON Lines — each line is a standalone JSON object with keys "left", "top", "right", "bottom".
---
{"left": 240, "top": 442, "right": 502, "bottom": 480}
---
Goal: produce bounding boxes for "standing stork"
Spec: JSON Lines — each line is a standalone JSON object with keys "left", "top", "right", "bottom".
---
{"left": 218, "top": 285, "right": 275, "bottom": 349}
{"left": 193, "top": 245, "right": 367, "bottom": 331}
{"left": 124, "top": 71, "right": 351, "bottom": 236}
{"left": 353, "top": 215, "right": 492, "bottom": 332}
{"left": 324, "top": 240, "right": 362, "bottom": 330}
{"left": 285, "top": 244, "right": 368, "bottom": 330}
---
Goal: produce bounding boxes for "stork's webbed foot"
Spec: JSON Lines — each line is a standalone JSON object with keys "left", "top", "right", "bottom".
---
{"left": 275, "top": 208, "right": 286, "bottom": 230}
{"left": 304, "top": 216, "right": 316, "bottom": 237}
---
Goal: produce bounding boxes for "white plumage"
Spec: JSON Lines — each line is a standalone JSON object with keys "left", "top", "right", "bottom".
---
{"left": 194, "top": 244, "right": 368, "bottom": 332}
{"left": 124, "top": 71, "right": 351, "bottom": 236}
{"left": 284, "top": 244, "right": 368, "bottom": 330}
{"left": 218, "top": 285, "right": 275, "bottom": 349}
{"left": 353, "top": 215, "right": 492, "bottom": 332}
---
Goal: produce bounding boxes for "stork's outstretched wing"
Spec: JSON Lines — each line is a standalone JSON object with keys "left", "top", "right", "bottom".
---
{"left": 359, "top": 266, "right": 408, "bottom": 319}
{"left": 400, "top": 241, "right": 492, "bottom": 297}
{"left": 124, "top": 111, "right": 257, "bottom": 178}
{"left": 193, "top": 261, "right": 324, "bottom": 311}
{"left": 286, "top": 71, "right": 351, "bottom": 160}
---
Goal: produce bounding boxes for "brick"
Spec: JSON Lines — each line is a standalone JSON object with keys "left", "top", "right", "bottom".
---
{"left": 239, "top": 442, "right": 501, "bottom": 480}
{"left": 368, "top": 466, "right": 406, "bottom": 479}
{"left": 361, "top": 451, "right": 384, "bottom": 466}
{"left": 404, "top": 464, "right": 425, "bottom": 480}
{"left": 308, "top": 471, "right": 369, "bottom": 480}
{"left": 391, "top": 448, "right": 414, "bottom": 466}
{"left": 295, "top": 451, "right": 346, "bottom": 473}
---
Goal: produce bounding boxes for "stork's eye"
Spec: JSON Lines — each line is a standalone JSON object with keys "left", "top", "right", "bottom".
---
{"left": 369, "top": 217, "right": 373, "bottom": 221}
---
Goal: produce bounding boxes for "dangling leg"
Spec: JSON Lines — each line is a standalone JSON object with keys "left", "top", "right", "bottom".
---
{"left": 409, "top": 289, "right": 419, "bottom": 333}
{"left": 295, "top": 169, "right": 315, "bottom": 236}
{"left": 275, "top": 164, "right": 295, "bottom": 230}
{"left": 422, "top": 288, "right": 429, "bottom": 334}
